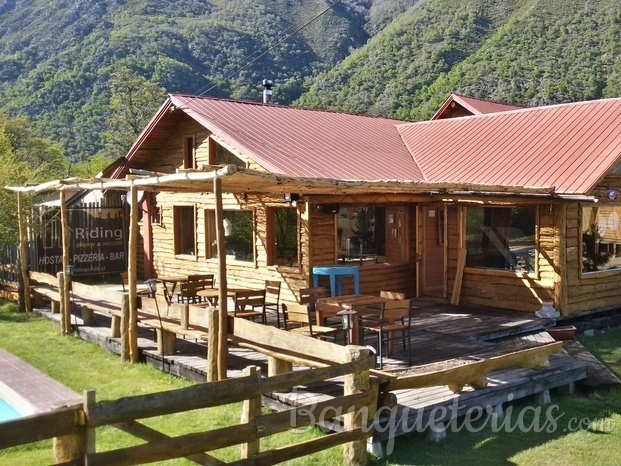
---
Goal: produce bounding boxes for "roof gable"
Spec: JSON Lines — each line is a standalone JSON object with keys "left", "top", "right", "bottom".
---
{"left": 168, "top": 95, "right": 424, "bottom": 182}
{"left": 432, "top": 93, "right": 525, "bottom": 120}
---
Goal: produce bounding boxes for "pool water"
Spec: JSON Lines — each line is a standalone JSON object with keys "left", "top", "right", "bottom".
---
{"left": 0, "top": 398, "right": 21, "bottom": 422}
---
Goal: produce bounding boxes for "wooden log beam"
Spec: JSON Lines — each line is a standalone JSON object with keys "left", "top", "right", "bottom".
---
{"left": 0, "top": 405, "right": 82, "bottom": 449}
{"left": 87, "top": 392, "right": 373, "bottom": 466}
{"left": 113, "top": 420, "right": 225, "bottom": 465}
{"left": 58, "top": 272, "right": 68, "bottom": 336}
{"left": 16, "top": 192, "right": 31, "bottom": 313}
{"left": 229, "top": 316, "right": 351, "bottom": 364}
{"left": 87, "top": 356, "right": 375, "bottom": 428}
{"left": 128, "top": 185, "right": 139, "bottom": 363}
{"left": 60, "top": 190, "right": 71, "bottom": 335}
{"left": 214, "top": 177, "right": 228, "bottom": 380}
{"left": 386, "top": 342, "right": 564, "bottom": 393}
{"left": 240, "top": 366, "right": 261, "bottom": 460}
{"left": 343, "top": 346, "right": 373, "bottom": 466}
{"left": 120, "top": 293, "right": 130, "bottom": 362}
{"left": 206, "top": 307, "right": 218, "bottom": 382}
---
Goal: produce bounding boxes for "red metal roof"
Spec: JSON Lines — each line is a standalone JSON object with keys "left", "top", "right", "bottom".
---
{"left": 398, "top": 97, "right": 621, "bottom": 194}
{"left": 432, "top": 93, "right": 525, "bottom": 120}
{"left": 169, "top": 94, "right": 424, "bottom": 181}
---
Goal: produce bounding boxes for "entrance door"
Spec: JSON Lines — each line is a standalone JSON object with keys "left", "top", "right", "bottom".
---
{"left": 421, "top": 205, "right": 445, "bottom": 297}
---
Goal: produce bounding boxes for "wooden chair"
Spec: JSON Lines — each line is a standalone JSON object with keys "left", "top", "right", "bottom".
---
{"left": 177, "top": 274, "right": 215, "bottom": 304}
{"left": 264, "top": 280, "right": 282, "bottom": 327}
{"left": 360, "top": 299, "right": 413, "bottom": 369}
{"left": 233, "top": 289, "right": 266, "bottom": 324}
{"left": 299, "top": 287, "right": 329, "bottom": 324}
{"left": 283, "top": 303, "right": 337, "bottom": 340}
{"left": 362, "top": 290, "right": 407, "bottom": 323}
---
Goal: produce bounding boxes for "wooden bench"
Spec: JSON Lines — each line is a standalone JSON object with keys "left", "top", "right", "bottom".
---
{"left": 138, "top": 297, "right": 210, "bottom": 355}
{"left": 30, "top": 285, "right": 62, "bottom": 314}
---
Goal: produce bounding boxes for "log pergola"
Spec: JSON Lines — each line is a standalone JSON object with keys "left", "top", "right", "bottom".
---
{"left": 6, "top": 164, "right": 573, "bottom": 379}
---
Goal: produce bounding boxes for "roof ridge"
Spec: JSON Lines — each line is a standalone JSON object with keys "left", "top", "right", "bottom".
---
{"left": 452, "top": 93, "right": 527, "bottom": 109}
{"left": 398, "top": 95, "right": 621, "bottom": 129}
{"left": 168, "top": 93, "right": 406, "bottom": 123}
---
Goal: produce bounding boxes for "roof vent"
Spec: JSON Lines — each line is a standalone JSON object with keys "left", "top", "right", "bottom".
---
{"left": 262, "top": 79, "right": 273, "bottom": 104}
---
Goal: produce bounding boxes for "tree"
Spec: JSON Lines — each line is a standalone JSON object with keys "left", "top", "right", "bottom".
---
{"left": 0, "top": 116, "right": 67, "bottom": 246}
{"left": 100, "top": 67, "right": 167, "bottom": 160}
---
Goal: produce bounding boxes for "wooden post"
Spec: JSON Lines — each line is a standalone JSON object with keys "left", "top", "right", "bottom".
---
{"left": 240, "top": 365, "right": 262, "bottom": 460}
{"left": 268, "top": 356, "right": 293, "bottom": 377}
{"left": 60, "top": 190, "right": 71, "bottom": 334}
{"left": 343, "top": 347, "right": 373, "bottom": 466}
{"left": 58, "top": 272, "right": 68, "bottom": 336}
{"left": 553, "top": 205, "right": 568, "bottom": 316}
{"left": 120, "top": 293, "right": 130, "bottom": 362}
{"left": 16, "top": 192, "right": 31, "bottom": 313}
{"left": 111, "top": 315, "right": 121, "bottom": 338}
{"left": 83, "top": 390, "right": 96, "bottom": 456}
{"left": 450, "top": 248, "right": 467, "bottom": 306}
{"left": 52, "top": 403, "right": 84, "bottom": 464}
{"left": 214, "top": 177, "right": 228, "bottom": 380}
{"left": 206, "top": 307, "right": 218, "bottom": 382}
{"left": 128, "top": 186, "right": 139, "bottom": 363}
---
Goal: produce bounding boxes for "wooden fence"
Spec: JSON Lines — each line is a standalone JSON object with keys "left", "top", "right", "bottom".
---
{"left": 0, "top": 348, "right": 376, "bottom": 465}
{"left": 0, "top": 244, "right": 18, "bottom": 299}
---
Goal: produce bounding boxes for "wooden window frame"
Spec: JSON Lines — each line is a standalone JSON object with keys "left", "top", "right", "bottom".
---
{"left": 335, "top": 204, "right": 408, "bottom": 266}
{"left": 462, "top": 205, "right": 539, "bottom": 278}
{"left": 173, "top": 205, "right": 197, "bottom": 259}
{"left": 267, "top": 206, "right": 300, "bottom": 268}
{"left": 579, "top": 203, "right": 621, "bottom": 279}
{"left": 183, "top": 134, "right": 196, "bottom": 170}
{"left": 204, "top": 208, "right": 256, "bottom": 265}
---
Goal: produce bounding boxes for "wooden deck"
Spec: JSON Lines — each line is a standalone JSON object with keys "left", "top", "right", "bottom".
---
{"left": 33, "top": 289, "right": 588, "bottom": 448}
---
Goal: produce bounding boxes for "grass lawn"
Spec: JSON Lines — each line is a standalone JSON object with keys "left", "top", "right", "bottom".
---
{"left": 0, "top": 301, "right": 341, "bottom": 465}
{"left": 372, "top": 329, "right": 621, "bottom": 465}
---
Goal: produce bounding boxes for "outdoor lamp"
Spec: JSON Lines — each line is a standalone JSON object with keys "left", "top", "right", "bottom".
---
{"left": 65, "top": 265, "right": 74, "bottom": 277}
{"left": 144, "top": 279, "right": 158, "bottom": 299}
{"left": 338, "top": 309, "right": 357, "bottom": 345}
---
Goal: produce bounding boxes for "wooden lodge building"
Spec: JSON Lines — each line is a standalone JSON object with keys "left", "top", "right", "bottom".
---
{"left": 46, "top": 94, "right": 621, "bottom": 316}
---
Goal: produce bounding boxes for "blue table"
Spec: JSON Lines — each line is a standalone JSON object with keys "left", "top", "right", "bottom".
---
{"left": 312, "top": 266, "right": 360, "bottom": 297}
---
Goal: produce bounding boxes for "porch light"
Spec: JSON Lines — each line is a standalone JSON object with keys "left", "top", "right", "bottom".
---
{"left": 144, "top": 279, "right": 158, "bottom": 299}
{"left": 338, "top": 309, "right": 357, "bottom": 345}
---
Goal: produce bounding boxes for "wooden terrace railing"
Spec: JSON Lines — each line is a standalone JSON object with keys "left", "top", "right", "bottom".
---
{"left": 0, "top": 348, "right": 376, "bottom": 465}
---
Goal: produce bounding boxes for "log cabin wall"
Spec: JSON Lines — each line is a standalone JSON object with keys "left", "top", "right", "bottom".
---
{"left": 563, "top": 175, "right": 621, "bottom": 315}
{"left": 446, "top": 204, "right": 556, "bottom": 312}
{"left": 136, "top": 116, "right": 308, "bottom": 304}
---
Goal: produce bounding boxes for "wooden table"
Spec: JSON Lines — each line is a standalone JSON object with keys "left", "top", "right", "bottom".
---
{"left": 315, "top": 295, "right": 390, "bottom": 345}
{"left": 157, "top": 275, "right": 188, "bottom": 304}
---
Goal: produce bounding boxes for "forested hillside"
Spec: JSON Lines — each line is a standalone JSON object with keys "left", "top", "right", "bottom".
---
{"left": 0, "top": 0, "right": 378, "bottom": 161}
{"left": 2, "top": 0, "right": 621, "bottom": 164}
{"left": 297, "top": 0, "right": 621, "bottom": 120}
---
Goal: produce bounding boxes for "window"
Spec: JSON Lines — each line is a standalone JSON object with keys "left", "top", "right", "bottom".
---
{"left": 269, "top": 207, "right": 298, "bottom": 266}
{"left": 210, "top": 141, "right": 245, "bottom": 167}
{"left": 465, "top": 206, "right": 536, "bottom": 273}
{"left": 205, "top": 209, "right": 254, "bottom": 262}
{"left": 581, "top": 205, "right": 621, "bottom": 273}
{"left": 183, "top": 135, "right": 196, "bottom": 169}
{"left": 337, "top": 206, "right": 387, "bottom": 264}
{"left": 174, "top": 206, "right": 196, "bottom": 256}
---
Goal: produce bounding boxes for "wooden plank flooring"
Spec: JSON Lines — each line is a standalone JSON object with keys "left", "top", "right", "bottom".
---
{"left": 32, "top": 288, "right": 588, "bottom": 445}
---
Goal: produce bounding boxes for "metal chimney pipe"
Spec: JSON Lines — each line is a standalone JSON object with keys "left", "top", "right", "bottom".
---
{"left": 262, "top": 79, "right": 273, "bottom": 104}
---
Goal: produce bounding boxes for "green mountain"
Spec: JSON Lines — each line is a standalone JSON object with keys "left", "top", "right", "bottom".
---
{"left": 2, "top": 0, "right": 621, "bottom": 164}
{"left": 0, "top": 0, "right": 381, "bottom": 161}
{"left": 297, "top": 0, "right": 621, "bottom": 121}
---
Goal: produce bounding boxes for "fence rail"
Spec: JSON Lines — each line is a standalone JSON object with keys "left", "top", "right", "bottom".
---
{"left": 0, "top": 350, "right": 376, "bottom": 465}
